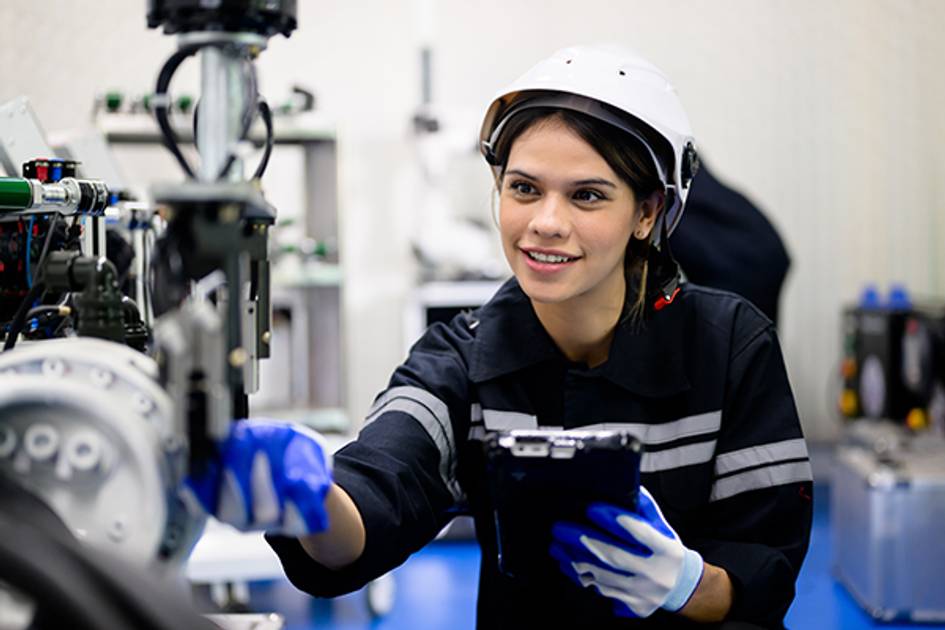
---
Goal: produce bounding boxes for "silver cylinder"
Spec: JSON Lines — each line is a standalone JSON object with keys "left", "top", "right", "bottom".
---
{"left": 132, "top": 219, "right": 151, "bottom": 326}
{"left": 196, "top": 43, "right": 249, "bottom": 182}
{"left": 197, "top": 46, "right": 229, "bottom": 182}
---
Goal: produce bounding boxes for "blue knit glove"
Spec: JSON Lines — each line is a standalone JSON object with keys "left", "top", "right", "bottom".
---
{"left": 183, "top": 419, "right": 333, "bottom": 536}
{"left": 550, "top": 486, "right": 704, "bottom": 618}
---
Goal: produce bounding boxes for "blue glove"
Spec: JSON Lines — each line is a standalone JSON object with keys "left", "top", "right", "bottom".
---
{"left": 183, "top": 419, "right": 333, "bottom": 536}
{"left": 550, "top": 486, "right": 704, "bottom": 618}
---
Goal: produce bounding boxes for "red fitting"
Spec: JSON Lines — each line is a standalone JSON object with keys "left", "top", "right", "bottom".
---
{"left": 654, "top": 287, "right": 681, "bottom": 311}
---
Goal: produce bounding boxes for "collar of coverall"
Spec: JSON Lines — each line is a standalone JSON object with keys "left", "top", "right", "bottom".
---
{"left": 467, "top": 277, "right": 691, "bottom": 398}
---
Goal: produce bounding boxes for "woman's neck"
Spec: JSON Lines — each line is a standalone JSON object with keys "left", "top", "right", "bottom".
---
{"left": 531, "top": 282, "right": 625, "bottom": 368}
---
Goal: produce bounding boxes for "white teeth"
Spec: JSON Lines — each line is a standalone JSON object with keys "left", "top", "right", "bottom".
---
{"left": 527, "top": 251, "right": 576, "bottom": 264}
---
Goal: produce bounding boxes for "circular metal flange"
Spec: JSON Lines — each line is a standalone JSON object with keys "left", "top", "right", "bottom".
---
{"left": 0, "top": 338, "right": 203, "bottom": 570}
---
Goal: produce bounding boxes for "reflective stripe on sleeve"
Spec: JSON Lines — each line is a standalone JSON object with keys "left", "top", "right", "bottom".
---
{"left": 641, "top": 440, "right": 717, "bottom": 473}
{"left": 483, "top": 409, "right": 538, "bottom": 431}
{"left": 714, "top": 438, "right": 810, "bottom": 477}
{"left": 710, "top": 460, "right": 813, "bottom": 502}
{"left": 578, "top": 410, "right": 721, "bottom": 446}
{"left": 365, "top": 386, "right": 462, "bottom": 502}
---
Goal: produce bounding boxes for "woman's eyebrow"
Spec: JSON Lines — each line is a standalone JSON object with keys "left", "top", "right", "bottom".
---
{"left": 572, "top": 177, "right": 616, "bottom": 188}
{"left": 506, "top": 169, "right": 616, "bottom": 189}
{"left": 505, "top": 168, "right": 539, "bottom": 181}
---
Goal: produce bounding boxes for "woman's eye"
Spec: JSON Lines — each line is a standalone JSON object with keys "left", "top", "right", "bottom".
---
{"left": 509, "top": 181, "right": 537, "bottom": 195}
{"left": 573, "top": 189, "right": 605, "bottom": 203}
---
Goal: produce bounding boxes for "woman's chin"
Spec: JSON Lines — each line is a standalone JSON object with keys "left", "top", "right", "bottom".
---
{"left": 516, "top": 278, "right": 573, "bottom": 305}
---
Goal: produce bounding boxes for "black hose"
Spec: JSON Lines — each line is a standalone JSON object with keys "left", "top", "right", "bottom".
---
{"left": 252, "top": 99, "right": 274, "bottom": 180}
{"left": 33, "top": 213, "right": 61, "bottom": 285}
{"left": 176, "top": 51, "right": 258, "bottom": 180}
{"left": 154, "top": 44, "right": 202, "bottom": 179}
{"left": 52, "top": 295, "right": 75, "bottom": 337}
{"left": 25, "top": 305, "right": 67, "bottom": 320}
{"left": 0, "top": 511, "right": 120, "bottom": 630}
{"left": 3, "top": 282, "right": 45, "bottom": 351}
{"left": 0, "top": 499, "right": 216, "bottom": 630}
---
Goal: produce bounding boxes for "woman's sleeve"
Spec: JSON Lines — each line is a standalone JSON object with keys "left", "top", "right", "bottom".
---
{"left": 266, "top": 318, "right": 474, "bottom": 597}
{"left": 687, "top": 320, "right": 813, "bottom": 628}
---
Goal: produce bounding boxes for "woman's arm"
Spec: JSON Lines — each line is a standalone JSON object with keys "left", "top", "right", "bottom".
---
{"left": 266, "top": 317, "right": 475, "bottom": 598}
{"left": 686, "top": 320, "right": 812, "bottom": 625}
{"left": 298, "top": 483, "right": 366, "bottom": 570}
{"left": 679, "top": 562, "right": 734, "bottom": 622}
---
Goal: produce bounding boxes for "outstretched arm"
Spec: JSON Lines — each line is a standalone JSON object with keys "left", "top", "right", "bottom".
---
{"left": 298, "top": 483, "right": 366, "bottom": 569}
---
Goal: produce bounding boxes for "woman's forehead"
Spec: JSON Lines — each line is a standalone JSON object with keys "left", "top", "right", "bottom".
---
{"left": 507, "top": 120, "right": 622, "bottom": 185}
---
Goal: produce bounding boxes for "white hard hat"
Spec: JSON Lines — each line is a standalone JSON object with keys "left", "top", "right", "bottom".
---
{"left": 479, "top": 44, "right": 699, "bottom": 240}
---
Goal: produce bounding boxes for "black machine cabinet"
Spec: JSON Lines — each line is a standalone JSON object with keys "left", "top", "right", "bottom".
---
{"left": 901, "top": 309, "right": 945, "bottom": 432}
{"left": 841, "top": 304, "right": 945, "bottom": 434}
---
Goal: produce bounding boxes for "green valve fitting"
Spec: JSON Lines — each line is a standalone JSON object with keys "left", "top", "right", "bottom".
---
{"left": 0, "top": 178, "right": 33, "bottom": 211}
{"left": 105, "top": 91, "right": 123, "bottom": 113}
{"left": 176, "top": 94, "right": 193, "bottom": 113}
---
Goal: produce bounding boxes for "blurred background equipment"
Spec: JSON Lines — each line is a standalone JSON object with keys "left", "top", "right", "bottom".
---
{"left": 838, "top": 285, "right": 945, "bottom": 435}
{"left": 670, "top": 160, "right": 791, "bottom": 326}
{"left": 832, "top": 421, "right": 945, "bottom": 622}
{"left": 97, "top": 78, "right": 345, "bottom": 432}
{"left": 831, "top": 284, "right": 945, "bottom": 623}
{"left": 0, "top": 0, "right": 312, "bottom": 627}
{"left": 0, "top": 473, "right": 217, "bottom": 630}
{"left": 406, "top": 22, "right": 505, "bottom": 284}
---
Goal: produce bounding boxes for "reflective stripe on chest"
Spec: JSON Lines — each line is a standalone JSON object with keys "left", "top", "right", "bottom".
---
{"left": 469, "top": 405, "right": 721, "bottom": 473}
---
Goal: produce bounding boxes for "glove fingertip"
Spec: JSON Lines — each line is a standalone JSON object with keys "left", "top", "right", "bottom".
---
{"left": 550, "top": 520, "right": 576, "bottom": 539}
{"left": 548, "top": 544, "right": 583, "bottom": 589}
{"left": 548, "top": 540, "right": 569, "bottom": 564}
{"left": 612, "top": 599, "right": 642, "bottom": 619}
{"left": 585, "top": 502, "right": 625, "bottom": 525}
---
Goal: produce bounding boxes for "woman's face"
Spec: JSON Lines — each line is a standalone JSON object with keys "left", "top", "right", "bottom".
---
{"left": 498, "top": 117, "right": 657, "bottom": 309}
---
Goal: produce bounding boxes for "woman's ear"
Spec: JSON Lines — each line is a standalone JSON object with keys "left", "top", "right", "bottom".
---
{"left": 632, "top": 190, "right": 665, "bottom": 241}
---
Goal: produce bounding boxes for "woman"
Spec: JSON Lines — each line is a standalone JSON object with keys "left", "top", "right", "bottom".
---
{"left": 189, "top": 45, "right": 812, "bottom": 629}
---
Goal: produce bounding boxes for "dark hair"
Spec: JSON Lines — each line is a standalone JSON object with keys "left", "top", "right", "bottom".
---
{"left": 490, "top": 107, "right": 665, "bottom": 322}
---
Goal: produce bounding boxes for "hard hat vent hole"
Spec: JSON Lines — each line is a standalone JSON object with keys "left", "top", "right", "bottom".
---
{"left": 565, "top": 59, "right": 572, "bottom": 64}
{"left": 619, "top": 70, "right": 626, "bottom": 76}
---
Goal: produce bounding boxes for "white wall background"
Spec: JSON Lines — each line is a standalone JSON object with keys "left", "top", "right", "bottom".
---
{"left": 2, "top": 0, "right": 943, "bottom": 442}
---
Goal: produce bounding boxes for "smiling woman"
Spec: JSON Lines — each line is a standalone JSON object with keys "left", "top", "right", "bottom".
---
{"left": 197, "top": 44, "right": 813, "bottom": 630}
{"left": 489, "top": 110, "right": 666, "bottom": 366}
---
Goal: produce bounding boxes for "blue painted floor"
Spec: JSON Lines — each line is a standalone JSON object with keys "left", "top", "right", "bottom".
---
{"left": 246, "top": 485, "right": 945, "bottom": 630}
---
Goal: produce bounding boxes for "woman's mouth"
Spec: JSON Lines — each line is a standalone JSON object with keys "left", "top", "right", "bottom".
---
{"left": 521, "top": 248, "right": 581, "bottom": 272}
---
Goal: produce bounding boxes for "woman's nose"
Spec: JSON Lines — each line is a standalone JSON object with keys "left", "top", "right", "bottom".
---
{"left": 528, "top": 195, "right": 570, "bottom": 239}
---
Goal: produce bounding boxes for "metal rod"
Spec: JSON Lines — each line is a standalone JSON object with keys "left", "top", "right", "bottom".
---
{"left": 132, "top": 222, "right": 150, "bottom": 326}
{"left": 81, "top": 216, "right": 94, "bottom": 256}
{"left": 197, "top": 46, "right": 230, "bottom": 182}
{"left": 196, "top": 41, "right": 249, "bottom": 183}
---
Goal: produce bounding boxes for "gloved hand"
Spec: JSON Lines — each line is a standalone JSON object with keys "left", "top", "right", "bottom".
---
{"left": 550, "top": 486, "right": 704, "bottom": 618}
{"left": 183, "top": 419, "right": 333, "bottom": 536}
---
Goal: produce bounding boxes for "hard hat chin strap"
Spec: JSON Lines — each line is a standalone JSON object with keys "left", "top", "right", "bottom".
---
{"left": 651, "top": 212, "right": 682, "bottom": 312}
{"left": 654, "top": 186, "right": 681, "bottom": 247}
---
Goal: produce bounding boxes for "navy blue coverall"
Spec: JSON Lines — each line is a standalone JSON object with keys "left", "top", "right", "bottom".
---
{"left": 268, "top": 278, "right": 813, "bottom": 629}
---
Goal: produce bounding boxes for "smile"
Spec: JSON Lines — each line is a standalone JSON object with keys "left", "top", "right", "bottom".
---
{"left": 526, "top": 251, "right": 579, "bottom": 264}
